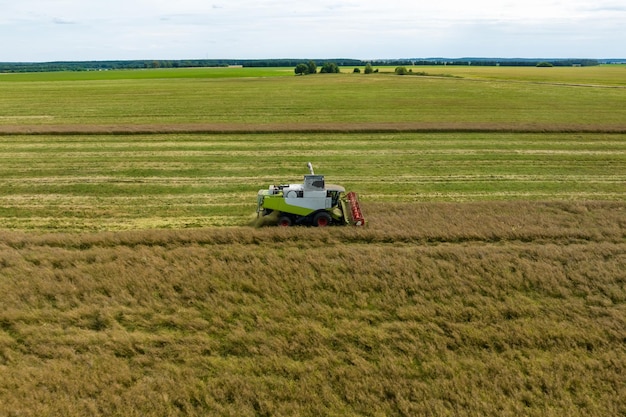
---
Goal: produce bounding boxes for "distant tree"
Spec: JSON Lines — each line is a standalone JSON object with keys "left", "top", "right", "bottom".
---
{"left": 353, "top": 67, "right": 361, "bottom": 73}
{"left": 307, "top": 60, "right": 317, "bottom": 74}
{"left": 364, "top": 62, "right": 374, "bottom": 74}
{"left": 536, "top": 62, "right": 554, "bottom": 67}
{"left": 294, "top": 63, "right": 309, "bottom": 75}
{"left": 320, "top": 62, "right": 340, "bottom": 74}
{"left": 395, "top": 66, "right": 409, "bottom": 75}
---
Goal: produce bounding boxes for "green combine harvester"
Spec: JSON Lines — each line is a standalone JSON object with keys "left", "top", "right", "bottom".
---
{"left": 255, "top": 163, "right": 365, "bottom": 227}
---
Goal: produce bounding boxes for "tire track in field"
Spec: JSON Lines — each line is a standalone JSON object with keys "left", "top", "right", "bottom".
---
{"left": 2, "top": 122, "right": 626, "bottom": 135}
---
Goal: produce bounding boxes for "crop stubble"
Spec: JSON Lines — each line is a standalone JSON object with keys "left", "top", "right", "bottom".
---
{"left": 0, "top": 131, "right": 624, "bottom": 231}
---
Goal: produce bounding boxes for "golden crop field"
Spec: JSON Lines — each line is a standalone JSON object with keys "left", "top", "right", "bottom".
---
{"left": 1, "top": 66, "right": 625, "bottom": 416}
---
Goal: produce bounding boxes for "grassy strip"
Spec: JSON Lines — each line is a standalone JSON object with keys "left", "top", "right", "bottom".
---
{"left": 0, "top": 67, "right": 295, "bottom": 82}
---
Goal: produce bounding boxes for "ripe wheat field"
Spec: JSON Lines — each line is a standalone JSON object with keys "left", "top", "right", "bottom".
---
{"left": 1, "top": 202, "right": 625, "bottom": 416}
{"left": 1, "top": 66, "right": 625, "bottom": 416}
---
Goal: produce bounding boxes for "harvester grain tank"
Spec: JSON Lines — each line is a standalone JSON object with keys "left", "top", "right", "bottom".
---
{"left": 255, "top": 163, "right": 364, "bottom": 227}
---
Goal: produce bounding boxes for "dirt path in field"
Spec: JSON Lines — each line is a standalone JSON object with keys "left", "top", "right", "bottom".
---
{"left": 2, "top": 122, "right": 626, "bottom": 135}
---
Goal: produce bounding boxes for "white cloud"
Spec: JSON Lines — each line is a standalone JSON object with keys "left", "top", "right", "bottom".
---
{"left": 0, "top": 0, "right": 624, "bottom": 61}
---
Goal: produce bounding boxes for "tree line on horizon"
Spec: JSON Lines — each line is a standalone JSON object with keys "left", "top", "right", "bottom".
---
{"left": 0, "top": 58, "right": 601, "bottom": 73}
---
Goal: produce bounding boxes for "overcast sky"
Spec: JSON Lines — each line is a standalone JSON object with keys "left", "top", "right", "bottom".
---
{"left": 1, "top": 0, "right": 625, "bottom": 62}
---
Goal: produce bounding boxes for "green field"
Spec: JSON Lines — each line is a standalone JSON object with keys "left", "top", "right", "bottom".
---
{"left": 1, "top": 65, "right": 625, "bottom": 129}
{"left": 1, "top": 66, "right": 625, "bottom": 416}
{"left": 0, "top": 132, "right": 624, "bottom": 231}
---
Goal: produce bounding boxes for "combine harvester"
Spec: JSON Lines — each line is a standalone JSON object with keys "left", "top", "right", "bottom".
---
{"left": 255, "top": 163, "right": 365, "bottom": 227}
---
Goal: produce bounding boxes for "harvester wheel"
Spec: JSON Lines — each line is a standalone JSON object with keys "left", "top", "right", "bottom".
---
{"left": 313, "top": 212, "right": 332, "bottom": 227}
{"left": 278, "top": 215, "right": 292, "bottom": 227}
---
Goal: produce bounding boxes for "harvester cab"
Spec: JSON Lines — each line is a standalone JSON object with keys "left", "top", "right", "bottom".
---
{"left": 255, "top": 163, "right": 364, "bottom": 227}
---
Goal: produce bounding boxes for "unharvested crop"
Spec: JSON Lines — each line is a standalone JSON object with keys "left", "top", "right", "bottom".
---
{"left": 1, "top": 201, "right": 625, "bottom": 416}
